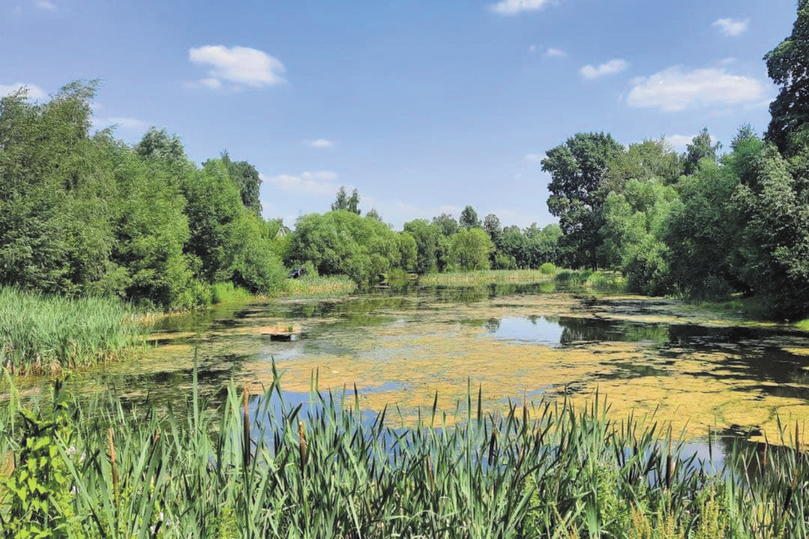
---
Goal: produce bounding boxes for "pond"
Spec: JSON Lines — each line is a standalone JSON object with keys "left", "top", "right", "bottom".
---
{"left": 71, "top": 283, "right": 809, "bottom": 453}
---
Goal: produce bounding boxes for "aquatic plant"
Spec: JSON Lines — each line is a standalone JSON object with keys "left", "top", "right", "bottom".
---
{"left": 281, "top": 274, "right": 357, "bottom": 298}
{"left": 1, "top": 363, "right": 808, "bottom": 537}
{"left": 0, "top": 287, "right": 149, "bottom": 375}
{"left": 210, "top": 282, "right": 253, "bottom": 304}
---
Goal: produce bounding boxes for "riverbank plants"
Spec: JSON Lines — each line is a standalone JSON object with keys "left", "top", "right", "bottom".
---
{"left": 0, "top": 287, "right": 148, "bottom": 375}
{"left": 1, "top": 364, "right": 808, "bottom": 537}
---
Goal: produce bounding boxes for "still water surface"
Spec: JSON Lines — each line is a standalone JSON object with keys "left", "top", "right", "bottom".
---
{"left": 73, "top": 284, "right": 809, "bottom": 453}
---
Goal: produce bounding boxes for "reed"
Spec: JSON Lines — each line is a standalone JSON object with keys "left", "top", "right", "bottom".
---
{"left": 281, "top": 275, "right": 357, "bottom": 298}
{"left": 1, "top": 365, "right": 808, "bottom": 537}
{"left": 0, "top": 287, "right": 150, "bottom": 375}
{"left": 420, "top": 269, "right": 558, "bottom": 286}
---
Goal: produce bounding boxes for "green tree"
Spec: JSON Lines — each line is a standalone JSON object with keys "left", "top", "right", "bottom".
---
{"left": 542, "top": 132, "right": 624, "bottom": 270}
{"left": 459, "top": 205, "right": 481, "bottom": 229}
{"left": 682, "top": 128, "right": 721, "bottom": 176}
{"left": 765, "top": 0, "right": 809, "bottom": 153}
{"left": 331, "top": 186, "right": 361, "bottom": 214}
{"left": 182, "top": 159, "right": 243, "bottom": 283}
{"left": 432, "top": 213, "right": 459, "bottom": 236}
{"left": 449, "top": 228, "right": 494, "bottom": 271}
{"left": 286, "top": 211, "right": 401, "bottom": 285}
{"left": 403, "top": 219, "right": 442, "bottom": 273}
{"left": 221, "top": 152, "right": 263, "bottom": 216}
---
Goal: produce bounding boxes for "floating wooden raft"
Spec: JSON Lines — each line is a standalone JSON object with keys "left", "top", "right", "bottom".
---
{"left": 261, "top": 331, "right": 299, "bottom": 342}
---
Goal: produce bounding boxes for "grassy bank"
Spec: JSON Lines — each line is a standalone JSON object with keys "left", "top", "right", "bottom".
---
{"left": 0, "top": 287, "right": 149, "bottom": 375}
{"left": 1, "top": 367, "right": 807, "bottom": 537}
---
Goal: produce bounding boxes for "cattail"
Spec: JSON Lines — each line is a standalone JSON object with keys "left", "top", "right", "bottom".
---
{"left": 299, "top": 420, "right": 308, "bottom": 480}
{"left": 665, "top": 430, "right": 674, "bottom": 490}
{"left": 426, "top": 454, "right": 435, "bottom": 493}
{"left": 243, "top": 387, "right": 251, "bottom": 467}
{"left": 763, "top": 440, "right": 768, "bottom": 469}
{"left": 488, "top": 430, "right": 498, "bottom": 467}
{"left": 109, "top": 428, "right": 119, "bottom": 508}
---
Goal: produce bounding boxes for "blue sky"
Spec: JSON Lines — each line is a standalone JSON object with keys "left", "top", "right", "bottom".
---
{"left": 0, "top": 0, "right": 797, "bottom": 229}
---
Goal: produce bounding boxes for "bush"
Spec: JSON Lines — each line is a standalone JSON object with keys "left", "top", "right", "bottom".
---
{"left": 211, "top": 282, "right": 252, "bottom": 304}
{"left": 538, "top": 262, "right": 557, "bottom": 274}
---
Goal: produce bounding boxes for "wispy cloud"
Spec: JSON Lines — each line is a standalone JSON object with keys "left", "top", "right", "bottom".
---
{"left": 580, "top": 59, "right": 628, "bottom": 80}
{"left": 189, "top": 45, "right": 285, "bottom": 89}
{"left": 0, "top": 82, "right": 47, "bottom": 100}
{"left": 33, "top": 0, "right": 56, "bottom": 10}
{"left": 490, "top": 0, "right": 556, "bottom": 16}
{"left": 307, "top": 139, "right": 335, "bottom": 149}
{"left": 265, "top": 171, "right": 340, "bottom": 196}
{"left": 713, "top": 18, "right": 749, "bottom": 37}
{"left": 545, "top": 48, "right": 567, "bottom": 58}
{"left": 525, "top": 153, "right": 545, "bottom": 163}
{"left": 627, "top": 66, "right": 765, "bottom": 112}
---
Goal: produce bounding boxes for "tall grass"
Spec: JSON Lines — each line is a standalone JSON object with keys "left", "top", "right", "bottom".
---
{"left": 420, "top": 269, "right": 558, "bottom": 287}
{"left": 1, "top": 364, "right": 808, "bottom": 537}
{"left": 281, "top": 275, "right": 358, "bottom": 298}
{"left": 0, "top": 287, "right": 149, "bottom": 375}
{"left": 210, "top": 282, "right": 253, "bottom": 304}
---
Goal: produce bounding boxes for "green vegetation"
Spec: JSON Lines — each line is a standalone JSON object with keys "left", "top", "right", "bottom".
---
{"left": 2, "top": 369, "right": 809, "bottom": 536}
{"left": 533, "top": 3, "right": 809, "bottom": 319}
{"left": 210, "top": 282, "right": 253, "bottom": 304}
{"left": 281, "top": 274, "right": 358, "bottom": 298}
{"left": 419, "top": 269, "right": 558, "bottom": 286}
{"left": 0, "top": 287, "right": 147, "bottom": 375}
{"left": 0, "top": 83, "right": 287, "bottom": 312}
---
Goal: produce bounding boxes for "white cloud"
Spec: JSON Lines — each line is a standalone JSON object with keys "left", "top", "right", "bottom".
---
{"left": 529, "top": 44, "right": 537, "bottom": 53}
{"left": 308, "top": 139, "right": 335, "bottom": 149}
{"left": 0, "top": 82, "right": 47, "bottom": 101}
{"left": 664, "top": 134, "right": 714, "bottom": 152}
{"left": 265, "top": 171, "right": 340, "bottom": 196}
{"left": 34, "top": 0, "right": 56, "bottom": 10}
{"left": 580, "top": 59, "right": 629, "bottom": 80}
{"left": 490, "top": 0, "right": 555, "bottom": 16}
{"left": 545, "top": 48, "right": 567, "bottom": 58}
{"left": 525, "top": 153, "right": 545, "bottom": 163}
{"left": 627, "top": 66, "right": 766, "bottom": 112}
{"left": 713, "top": 18, "right": 749, "bottom": 37}
{"left": 189, "top": 45, "right": 285, "bottom": 89}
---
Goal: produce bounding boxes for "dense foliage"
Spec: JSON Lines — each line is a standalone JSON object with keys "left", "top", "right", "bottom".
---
{"left": 0, "top": 83, "right": 285, "bottom": 310}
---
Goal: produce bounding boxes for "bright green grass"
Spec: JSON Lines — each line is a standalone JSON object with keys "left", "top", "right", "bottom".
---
{"left": 1, "top": 364, "right": 807, "bottom": 537}
{"left": 419, "top": 269, "right": 558, "bottom": 287}
{"left": 281, "top": 274, "right": 358, "bottom": 298}
{"left": 0, "top": 287, "right": 149, "bottom": 375}
{"left": 210, "top": 282, "right": 253, "bottom": 304}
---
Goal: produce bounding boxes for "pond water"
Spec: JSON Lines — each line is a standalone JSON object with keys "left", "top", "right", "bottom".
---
{"left": 70, "top": 284, "right": 809, "bottom": 451}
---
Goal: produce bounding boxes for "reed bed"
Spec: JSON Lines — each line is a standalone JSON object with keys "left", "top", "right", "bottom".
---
{"left": 420, "top": 270, "right": 558, "bottom": 287}
{"left": 1, "top": 363, "right": 808, "bottom": 537}
{"left": 281, "top": 275, "right": 358, "bottom": 298}
{"left": 0, "top": 287, "right": 149, "bottom": 375}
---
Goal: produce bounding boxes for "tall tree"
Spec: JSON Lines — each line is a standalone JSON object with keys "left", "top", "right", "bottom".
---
{"left": 432, "top": 213, "right": 459, "bottom": 237}
{"left": 765, "top": 0, "right": 809, "bottom": 153}
{"left": 682, "top": 128, "right": 721, "bottom": 175}
{"left": 331, "top": 186, "right": 361, "bottom": 214}
{"left": 542, "top": 132, "right": 624, "bottom": 270}
{"left": 221, "top": 152, "right": 262, "bottom": 216}
{"left": 459, "top": 206, "right": 481, "bottom": 230}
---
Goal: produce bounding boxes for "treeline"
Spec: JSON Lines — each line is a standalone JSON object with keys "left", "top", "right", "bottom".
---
{"left": 0, "top": 80, "right": 561, "bottom": 311}
{"left": 0, "top": 81, "right": 286, "bottom": 310}
{"left": 541, "top": 2, "right": 809, "bottom": 319}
